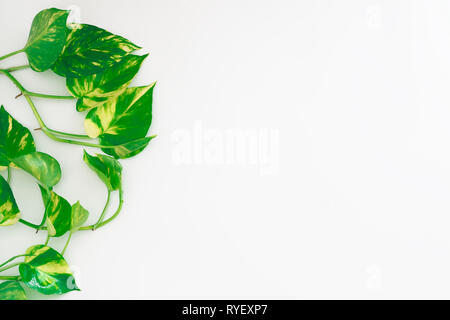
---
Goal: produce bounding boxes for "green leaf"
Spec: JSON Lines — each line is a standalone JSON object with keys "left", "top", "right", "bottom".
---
{"left": 67, "top": 54, "right": 148, "bottom": 112}
{"left": 12, "top": 152, "right": 61, "bottom": 188}
{"left": 0, "top": 176, "right": 20, "bottom": 226}
{"left": 83, "top": 151, "right": 122, "bottom": 191}
{"left": 84, "top": 83, "right": 155, "bottom": 158}
{"left": 19, "top": 245, "right": 79, "bottom": 295}
{"left": 71, "top": 201, "right": 89, "bottom": 231}
{"left": 103, "top": 136, "right": 155, "bottom": 159}
{"left": 39, "top": 186, "right": 71, "bottom": 237}
{"left": 52, "top": 24, "right": 141, "bottom": 78}
{"left": 24, "top": 8, "right": 69, "bottom": 72}
{"left": 0, "top": 106, "right": 36, "bottom": 167}
{"left": 0, "top": 281, "right": 27, "bottom": 300}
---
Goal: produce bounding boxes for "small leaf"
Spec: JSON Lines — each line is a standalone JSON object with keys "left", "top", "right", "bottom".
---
{"left": 83, "top": 151, "right": 122, "bottom": 191}
{"left": 67, "top": 54, "right": 148, "bottom": 112}
{"left": 39, "top": 186, "right": 71, "bottom": 237}
{"left": 12, "top": 152, "right": 61, "bottom": 188}
{"left": 71, "top": 201, "right": 89, "bottom": 231}
{"left": 0, "top": 176, "right": 20, "bottom": 226}
{"left": 0, "top": 106, "right": 36, "bottom": 167}
{"left": 52, "top": 24, "right": 141, "bottom": 78}
{"left": 0, "top": 281, "right": 27, "bottom": 300}
{"left": 84, "top": 84, "right": 155, "bottom": 158}
{"left": 24, "top": 8, "right": 69, "bottom": 72}
{"left": 19, "top": 245, "right": 79, "bottom": 295}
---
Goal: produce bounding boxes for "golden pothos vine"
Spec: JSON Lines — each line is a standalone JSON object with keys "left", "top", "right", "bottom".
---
{"left": 0, "top": 8, "right": 156, "bottom": 299}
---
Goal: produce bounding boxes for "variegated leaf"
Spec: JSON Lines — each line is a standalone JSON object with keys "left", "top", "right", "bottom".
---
{"left": 0, "top": 106, "right": 36, "bottom": 167}
{"left": 39, "top": 186, "right": 71, "bottom": 237}
{"left": 0, "top": 281, "right": 27, "bottom": 300}
{"left": 24, "top": 8, "right": 69, "bottom": 72}
{"left": 52, "top": 24, "right": 141, "bottom": 78}
{"left": 83, "top": 151, "right": 122, "bottom": 191}
{"left": 0, "top": 176, "right": 20, "bottom": 226}
{"left": 67, "top": 54, "right": 148, "bottom": 112}
{"left": 84, "top": 84, "right": 155, "bottom": 159}
{"left": 12, "top": 152, "right": 61, "bottom": 188}
{"left": 19, "top": 245, "right": 79, "bottom": 295}
{"left": 71, "top": 201, "right": 89, "bottom": 231}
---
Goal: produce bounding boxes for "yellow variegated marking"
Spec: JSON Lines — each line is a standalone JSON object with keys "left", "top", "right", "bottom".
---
{"left": 84, "top": 118, "right": 102, "bottom": 138}
{"left": 0, "top": 176, "right": 20, "bottom": 226}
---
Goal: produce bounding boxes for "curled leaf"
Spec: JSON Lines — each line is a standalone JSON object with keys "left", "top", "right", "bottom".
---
{"left": 0, "top": 176, "right": 20, "bottom": 226}
{"left": 12, "top": 152, "right": 61, "bottom": 188}
{"left": 0, "top": 106, "right": 36, "bottom": 167}
{"left": 52, "top": 24, "right": 141, "bottom": 78}
{"left": 39, "top": 186, "right": 71, "bottom": 237}
{"left": 19, "top": 245, "right": 79, "bottom": 295}
{"left": 83, "top": 151, "right": 122, "bottom": 191}
{"left": 0, "top": 281, "right": 27, "bottom": 300}
{"left": 24, "top": 8, "right": 69, "bottom": 72}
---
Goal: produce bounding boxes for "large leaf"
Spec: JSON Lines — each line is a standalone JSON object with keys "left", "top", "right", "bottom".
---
{"left": 84, "top": 84, "right": 155, "bottom": 158}
{"left": 52, "top": 24, "right": 141, "bottom": 78}
{"left": 0, "top": 281, "right": 27, "bottom": 300}
{"left": 83, "top": 151, "right": 122, "bottom": 191}
{"left": 0, "top": 176, "right": 20, "bottom": 226}
{"left": 0, "top": 106, "right": 36, "bottom": 167}
{"left": 12, "top": 152, "right": 61, "bottom": 188}
{"left": 67, "top": 54, "right": 148, "bottom": 112}
{"left": 39, "top": 186, "right": 71, "bottom": 237}
{"left": 19, "top": 245, "right": 79, "bottom": 295}
{"left": 24, "top": 8, "right": 69, "bottom": 72}
{"left": 71, "top": 201, "right": 89, "bottom": 231}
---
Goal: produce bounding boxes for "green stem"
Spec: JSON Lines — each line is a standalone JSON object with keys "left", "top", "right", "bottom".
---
{"left": 61, "top": 232, "right": 73, "bottom": 256}
{"left": 19, "top": 218, "right": 41, "bottom": 230}
{"left": 0, "top": 262, "right": 21, "bottom": 274}
{"left": 0, "top": 276, "right": 20, "bottom": 281}
{"left": 46, "top": 128, "right": 91, "bottom": 140}
{"left": 0, "top": 254, "right": 28, "bottom": 269}
{"left": 80, "top": 187, "right": 124, "bottom": 231}
{"left": 93, "top": 190, "right": 111, "bottom": 229}
{"left": 6, "top": 166, "right": 11, "bottom": 184}
{"left": 44, "top": 234, "right": 50, "bottom": 246}
{"left": 6, "top": 65, "right": 29, "bottom": 72}
{"left": 25, "top": 91, "right": 75, "bottom": 100}
{"left": 0, "top": 49, "right": 23, "bottom": 62}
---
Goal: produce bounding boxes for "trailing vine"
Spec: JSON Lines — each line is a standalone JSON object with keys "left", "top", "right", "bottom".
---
{"left": 0, "top": 8, "right": 155, "bottom": 299}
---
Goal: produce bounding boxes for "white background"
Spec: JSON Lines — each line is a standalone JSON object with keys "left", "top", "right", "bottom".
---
{"left": 1, "top": 0, "right": 450, "bottom": 299}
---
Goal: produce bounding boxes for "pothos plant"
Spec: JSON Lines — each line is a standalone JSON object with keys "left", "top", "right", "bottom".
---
{"left": 0, "top": 8, "right": 155, "bottom": 299}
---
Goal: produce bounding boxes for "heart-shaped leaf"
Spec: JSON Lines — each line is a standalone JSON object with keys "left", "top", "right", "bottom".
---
{"left": 52, "top": 24, "right": 141, "bottom": 78}
{"left": 0, "top": 106, "right": 36, "bottom": 167}
{"left": 39, "top": 186, "right": 71, "bottom": 237}
{"left": 12, "top": 152, "right": 61, "bottom": 188}
{"left": 71, "top": 201, "right": 89, "bottom": 231}
{"left": 24, "top": 8, "right": 69, "bottom": 72}
{"left": 83, "top": 151, "right": 122, "bottom": 191}
{"left": 67, "top": 54, "right": 148, "bottom": 112}
{"left": 84, "top": 84, "right": 155, "bottom": 158}
{"left": 0, "top": 176, "right": 20, "bottom": 226}
{"left": 0, "top": 281, "right": 27, "bottom": 300}
{"left": 19, "top": 245, "right": 79, "bottom": 295}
